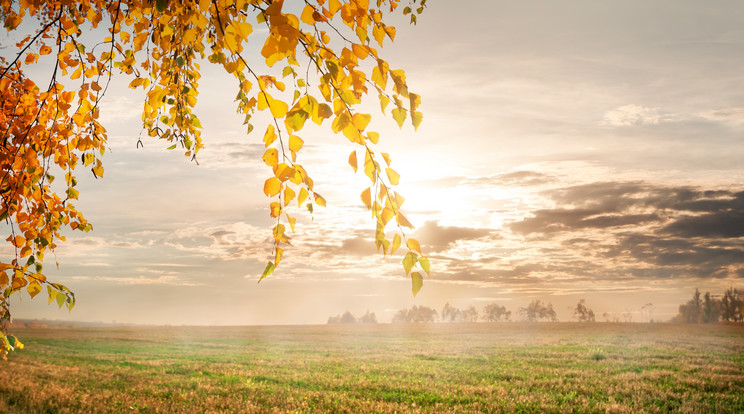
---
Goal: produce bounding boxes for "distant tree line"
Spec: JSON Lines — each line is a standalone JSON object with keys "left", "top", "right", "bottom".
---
{"left": 329, "top": 299, "right": 608, "bottom": 324}
{"left": 673, "top": 288, "right": 743, "bottom": 323}
{"left": 327, "top": 310, "right": 377, "bottom": 324}
{"left": 388, "top": 300, "right": 598, "bottom": 323}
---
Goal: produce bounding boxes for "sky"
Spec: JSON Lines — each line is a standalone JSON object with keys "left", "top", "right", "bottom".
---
{"left": 5, "top": 0, "right": 744, "bottom": 325}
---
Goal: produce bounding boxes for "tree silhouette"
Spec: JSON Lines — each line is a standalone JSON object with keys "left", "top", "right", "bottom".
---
{"left": 519, "top": 300, "right": 557, "bottom": 322}
{"left": 482, "top": 303, "right": 511, "bottom": 322}
{"left": 573, "top": 299, "right": 595, "bottom": 322}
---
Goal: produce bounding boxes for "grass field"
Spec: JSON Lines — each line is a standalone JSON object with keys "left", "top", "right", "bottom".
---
{"left": 0, "top": 323, "right": 742, "bottom": 413}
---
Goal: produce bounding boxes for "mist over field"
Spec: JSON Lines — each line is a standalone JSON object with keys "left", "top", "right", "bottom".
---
{"left": 2, "top": 0, "right": 744, "bottom": 412}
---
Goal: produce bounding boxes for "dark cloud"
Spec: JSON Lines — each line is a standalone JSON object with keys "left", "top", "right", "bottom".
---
{"left": 510, "top": 208, "right": 660, "bottom": 234}
{"left": 511, "top": 183, "right": 744, "bottom": 235}
{"left": 413, "top": 221, "right": 495, "bottom": 253}
{"left": 663, "top": 211, "right": 744, "bottom": 238}
{"left": 505, "top": 181, "right": 744, "bottom": 280}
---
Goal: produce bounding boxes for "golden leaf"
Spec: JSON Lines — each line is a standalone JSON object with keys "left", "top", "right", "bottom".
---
{"left": 263, "top": 177, "right": 282, "bottom": 197}
{"left": 348, "top": 150, "right": 358, "bottom": 172}
{"left": 360, "top": 188, "right": 372, "bottom": 209}
{"left": 288, "top": 135, "right": 304, "bottom": 152}
{"left": 385, "top": 168, "right": 400, "bottom": 185}
{"left": 262, "top": 148, "right": 278, "bottom": 167}
{"left": 406, "top": 238, "right": 422, "bottom": 255}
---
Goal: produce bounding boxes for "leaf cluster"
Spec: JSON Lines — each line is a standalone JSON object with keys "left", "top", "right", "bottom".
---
{"left": 0, "top": 0, "right": 429, "bottom": 356}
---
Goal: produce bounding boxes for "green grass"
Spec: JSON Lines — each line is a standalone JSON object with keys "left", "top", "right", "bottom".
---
{"left": 0, "top": 323, "right": 742, "bottom": 413}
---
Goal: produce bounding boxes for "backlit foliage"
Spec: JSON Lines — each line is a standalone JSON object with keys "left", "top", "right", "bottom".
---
{"left": 0, "top": 0, "right": 428, "bottom": 358}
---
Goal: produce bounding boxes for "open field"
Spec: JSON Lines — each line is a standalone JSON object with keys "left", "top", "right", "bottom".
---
{"left": 0, "top": 323, "right": 742, "bottom": 413}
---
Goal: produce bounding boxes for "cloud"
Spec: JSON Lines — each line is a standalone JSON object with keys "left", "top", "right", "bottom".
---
{"left": 462, "top": 171, "right": 557, "bottom": 187}
{"left": 510, "top": 209, "right": 661, "bottom": 234}
{"left": 602, "top": 104, "right": 669, "bottom": 127}
{"left": 506, "top": 181, "right": 744, "bottom": 280}
{"left": 412, "top": 221, "right": 496, "bottom": 253}
{"left": 662, "top": 210, "right": 744, "bottom": 238}
{"left": 698, "top": 107, "right": 744, "bottom": 127}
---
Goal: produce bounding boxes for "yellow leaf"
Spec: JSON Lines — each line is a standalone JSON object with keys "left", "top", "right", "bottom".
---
{"left": 288, "top": 135, "right": 304, "bottom": 152}
{"left": 314, "top": 193, "right": 326, "bottom": 207}
{"left": 332, "top": 113, "right": 350, "bottom": 133}
{"left": 300, "top": 5, "right": 315, "bottom": 25}
{"left": 329, "top": 0, "right": 342, "bottom": 16}
{"left": 381, "top": 153, "right": 391, "bottom": 166}
{"left": 419, "top": 256, "right": 430, "bottom": 276}
{"left": 391, "top": 107, "right": 407, "bottom": 128}
{"left": 360, "top": 188, "right": 372, "bottom": 209}
{"left": 273, "top": 163, "right": 294, "bottom": 182}
{"left": 351, "top": 113, "right": 371, "bottom": 131}
{"left": 91, "top": 164, "right": 104, "bottom": 178}
{"left": 409, "top": 93, "right": 421, "bottom": 111}
{"left": 270, "top": 202, "right": 282, "bottom": 218}
{"left": 406, "top": 238, "right": 422, "bottom": 255}
{"left": 391, "top": 191, "right": 406, "bottom": 209}
{"left": 402, "top": 251, "right": 418, "bottom": 275}
{"left": 396, "top": 212, "right": 414, "bottom": 229}
{"left": 262, "top": 148, "right": 278, "bottom": 167}
{"left": 367, "top": 131, "right": 379, "bottom": 144}
{"left": 286, "top": 214, "right": 296, "bottom": 232}
{"left": 412, "top": 111, "right": 423, "bottom": 131}
{"left": 263, "top": 125, "right": 277, "bottom": 147}
{"left": 385, "top": 168, "right": 400, "bottom": 185}
{"left": 298, "top": 187, "right": 309, "bottom": 206}
{"left": 27, "top": 281, "right": 42, "bottom": 298}
{"left": 316, "top": 103, "right": 333, "bottom": 123}
{"left": 379, "top": 94, "right": 390, "bottom": 114}
{"left": 270, "top": 98, "right": 288, "bottom": 119}
{"left": 352, "top": 43, "right": 369, "bottom": 59}
{"left": 274, "top": 247, "right": 284, "bottom": 265}
{"left": 283, "top": 186, "right": 296, "bottom": 206}
{"left": 380, "top": 207, "right": 394, "bottom": 225}
{"left": 348, "top": 150, "right": 358, "bottom": 172}
{"left": 263, "top": 177, "right": 281, "bottom": 197}
{"left": 258, "top": 92, "right": 288, "bottom": 118}
{"left": 391, "top": 233, "right": 401, "bottom": 255}
{"left": 390, "top": 69, "right": 407, "bottom": 94}
{"left": 411, "top": 271, "right": 423, "bottom": 297}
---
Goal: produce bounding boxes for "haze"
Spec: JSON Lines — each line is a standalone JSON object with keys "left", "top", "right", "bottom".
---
{"left": 7, "top": 0, "right": 744, "bottom": 325}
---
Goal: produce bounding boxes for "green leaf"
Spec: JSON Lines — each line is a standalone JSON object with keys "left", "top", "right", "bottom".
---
{"left": 56, "top": 291, "right": 66, "bottom": 308}
{"left": 155, "top": 0, "right": 167, "bottom": 12}
{"left": 259, "top": 261, "right": 275, "bottom": 282}
{"left": 286, "top": 109, "right": 308, "bottom": 131}
{"left": 411, "top": 271, "right": 423, "bottom": 297}
{"left": 402, "top": 251, "right": 418, "bottom": 275}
